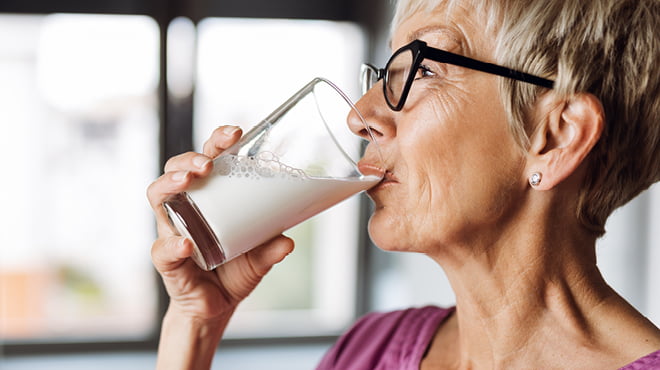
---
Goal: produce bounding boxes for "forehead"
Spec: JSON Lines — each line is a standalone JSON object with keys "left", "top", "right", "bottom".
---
{"left": 391, "top": 1, "right": 490, "bottom": 54}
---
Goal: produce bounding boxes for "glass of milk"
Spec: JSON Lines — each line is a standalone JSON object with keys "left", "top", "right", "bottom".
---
{"left": 163, "top": 78, "right": 383, "bottom": 270}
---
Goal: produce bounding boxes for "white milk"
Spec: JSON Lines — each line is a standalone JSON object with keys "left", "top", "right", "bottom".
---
{"left": 186, "top": 154, "right": 380, "bottom": 261}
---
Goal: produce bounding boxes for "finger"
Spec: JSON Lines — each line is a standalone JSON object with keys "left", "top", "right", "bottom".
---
{"left": 202, "top": 125, "right": 242, "bottom": 158}
{"left": 163, "top": 152, "right": 213, "bottom": 175}
{"left": 151, "top": 236, "right": 194, "bottom": 273}
{"left": 146, "top": 170, "right": 193, "bottom": 212}
{"left": 147, "top": 171, "right": 199, "bottom": 236}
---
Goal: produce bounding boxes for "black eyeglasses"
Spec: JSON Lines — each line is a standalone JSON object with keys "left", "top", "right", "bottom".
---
{"left": 361, "top": 39, "right": 554, "bottom": 111}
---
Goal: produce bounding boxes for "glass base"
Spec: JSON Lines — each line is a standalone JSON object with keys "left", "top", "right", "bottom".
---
{"left": 162, "top": 192, "right": 226, "bottom": 270}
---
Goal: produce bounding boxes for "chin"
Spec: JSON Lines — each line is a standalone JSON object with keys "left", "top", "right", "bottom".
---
{"left": 367, "top": 211, "right": 409, "bottom": 252}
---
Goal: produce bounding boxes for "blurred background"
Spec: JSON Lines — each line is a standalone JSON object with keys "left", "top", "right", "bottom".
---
{"left": 0, "top": 0, "right": 658, "bottom": 369}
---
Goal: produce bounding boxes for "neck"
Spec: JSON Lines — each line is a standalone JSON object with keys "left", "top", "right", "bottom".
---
{"left": 427, "top": 203, "right": 626, "bottom": 368}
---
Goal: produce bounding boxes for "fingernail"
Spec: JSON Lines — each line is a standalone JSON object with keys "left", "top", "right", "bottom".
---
{"left": 172, "top": 171, "right": 189, "bottom": 182}
{"left": 193, "top": 156, "right": 210, "bottom": 169}
{"left": 222, "top": 125, "right": 240, "bottom": 136}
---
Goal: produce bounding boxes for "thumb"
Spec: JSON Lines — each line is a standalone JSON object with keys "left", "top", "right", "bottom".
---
{"left": 246, "top": 235, "right": 295, "bottom": 276}
{"left": 216, "top": 235, "right": 294, "bottom": 304}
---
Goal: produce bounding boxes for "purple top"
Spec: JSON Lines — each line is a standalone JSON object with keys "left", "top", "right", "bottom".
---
{"left": 316, "top": 306, "right": 660, "bottom": 369}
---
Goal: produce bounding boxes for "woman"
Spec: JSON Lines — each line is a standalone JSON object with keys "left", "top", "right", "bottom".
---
{"left": 146, "top": 0, "right": 660, "bottom": 368}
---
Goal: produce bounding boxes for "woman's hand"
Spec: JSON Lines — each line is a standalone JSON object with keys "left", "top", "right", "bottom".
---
{"left": 147, "top": 125, "right": 294, "bottom": 369}
{"left": 146, "top": 124, "right": 294, "bottom": 322}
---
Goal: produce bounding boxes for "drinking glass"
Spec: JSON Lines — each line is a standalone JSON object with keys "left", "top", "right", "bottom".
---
{"left": 163, "top": 78, "right": 383, "bottom": 270}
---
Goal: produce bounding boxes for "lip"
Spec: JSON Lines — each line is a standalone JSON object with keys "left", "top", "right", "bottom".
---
{"left": 357, "top": 160, "right": 386, "bottom": 179}
{"left": 378, "top": 170, "right": 399, "bottom": 185}
{"left": 367, "top": 169, "right": 398, "bottom": 195}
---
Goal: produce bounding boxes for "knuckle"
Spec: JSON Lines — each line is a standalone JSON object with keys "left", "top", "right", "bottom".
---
{"left": 150, "top": 238, "right": 163, "bottom": 260}
{"left": 164, "top": 151, "right": 195, "bottom": 171}
{"left": 146, "top": 179, "right": 162, "bottom": 205}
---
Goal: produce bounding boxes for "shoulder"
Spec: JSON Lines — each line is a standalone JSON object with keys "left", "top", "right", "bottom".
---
{"left": 619, "top": 349, "right": 660, "bottom": 370}
{"left": 316, "top": 306, "right": 455, "bottom": 370}
{"left": 346, "top": 305, "right": 453, "bottom": 340}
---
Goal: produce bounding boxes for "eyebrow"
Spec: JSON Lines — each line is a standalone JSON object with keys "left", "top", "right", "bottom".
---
{"left": 388, "top": 25, "right": 462, "bottom": 52}
{"left": 407, "top": 25, "right": 462, "bottom": 46}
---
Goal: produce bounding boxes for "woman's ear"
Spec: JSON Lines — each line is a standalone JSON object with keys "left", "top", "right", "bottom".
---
{"left": 526, "top": 92, "right": 604, "bottom": 190}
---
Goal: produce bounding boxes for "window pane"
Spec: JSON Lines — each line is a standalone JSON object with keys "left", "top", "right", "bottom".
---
{"left": 0, "top": 14, "right": 160, "bottom": 341}
{"left": 193, "top": 18, "right": 366, "bottom": 337}
{"left": 596, "top": 183, "right": 660, "bottom": 327}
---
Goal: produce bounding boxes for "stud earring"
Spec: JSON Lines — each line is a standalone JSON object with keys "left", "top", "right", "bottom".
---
{"left": 529, "top": 172, "right": 542, "bottom": 187}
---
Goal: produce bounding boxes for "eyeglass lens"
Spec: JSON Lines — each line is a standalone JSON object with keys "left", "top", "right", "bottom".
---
{"left": 384, "top": 48, "right": 414, "bottom": 108}
{"left": 361, "top": 66, "right": 379, "bottom": 96}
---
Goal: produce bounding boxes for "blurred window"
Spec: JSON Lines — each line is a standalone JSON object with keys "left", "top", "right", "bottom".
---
{"left": 0, "top": 13, "right": 160, "bottom": 341}
{"left": 0, "top": 12, "right": 368, "bottom": 346}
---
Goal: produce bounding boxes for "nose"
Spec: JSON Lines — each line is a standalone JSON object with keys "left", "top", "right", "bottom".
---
{"left": 347, "top": 82, "right": 395, "bottom": 143}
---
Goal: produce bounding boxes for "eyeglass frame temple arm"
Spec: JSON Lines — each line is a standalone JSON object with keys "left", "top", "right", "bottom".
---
{"left": 423, "top": 46, "right": 555, "bottom": 89}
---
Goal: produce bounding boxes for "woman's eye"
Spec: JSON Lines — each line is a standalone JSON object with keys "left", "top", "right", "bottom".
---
{"left": 414, "top": 64, "right": 436, "bottom": 80}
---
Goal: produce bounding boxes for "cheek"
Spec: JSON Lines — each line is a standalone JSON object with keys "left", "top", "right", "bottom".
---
{"left": 399, "top": 108, "right": 457, "bottom": 205}
{"left": 396, "top": 84, "right": 523, "bottom": 243}
{"left": 367, "top": 124, "right": 451, "bottom": 250}
{"left": 367, "top": 77, "right": 523, "bottom": 250}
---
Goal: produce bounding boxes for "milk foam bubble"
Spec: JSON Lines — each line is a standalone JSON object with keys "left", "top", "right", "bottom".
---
{"left": 210, "top": 152, "right": 307, "bottom": 180}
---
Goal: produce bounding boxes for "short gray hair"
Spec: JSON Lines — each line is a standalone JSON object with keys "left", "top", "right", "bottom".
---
{"left": 393, "top": 0, "right": 660, "bottom": 235}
